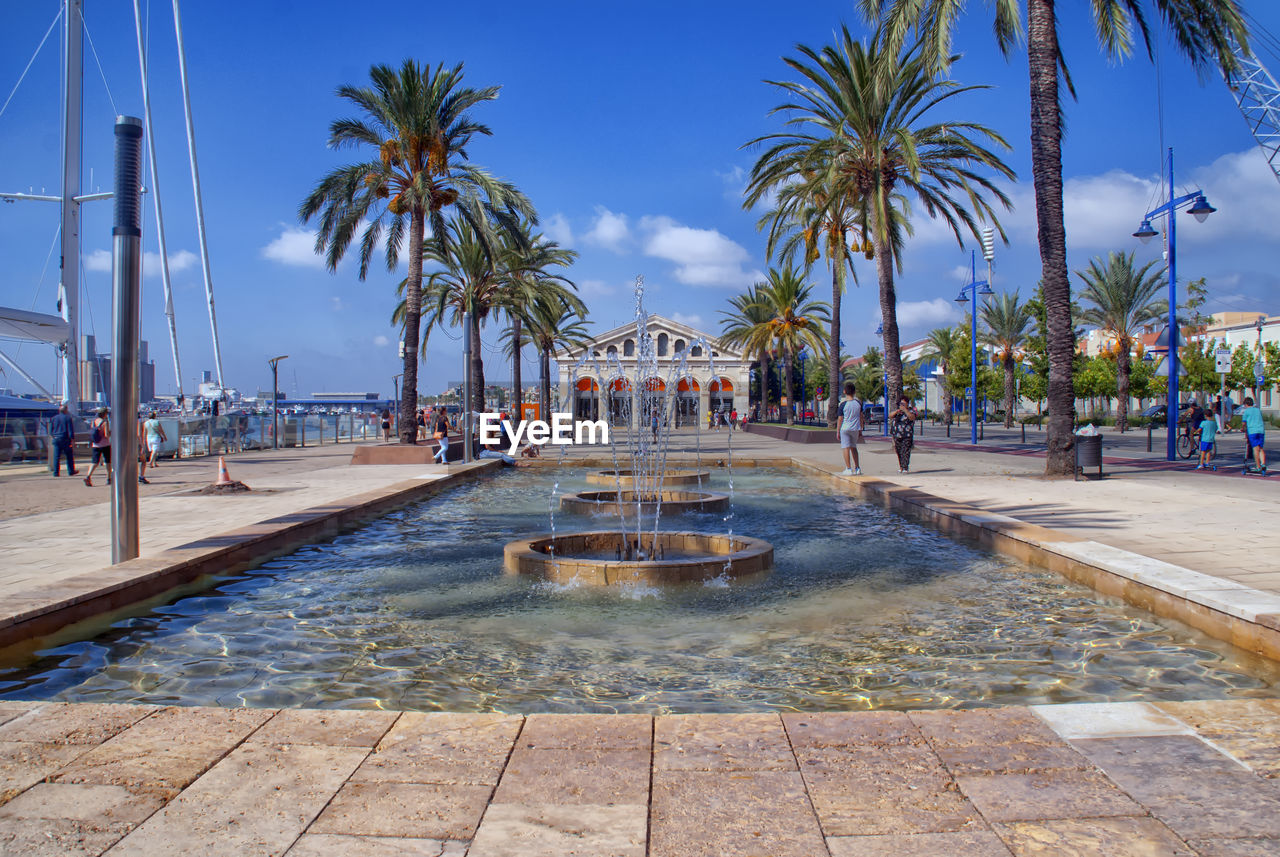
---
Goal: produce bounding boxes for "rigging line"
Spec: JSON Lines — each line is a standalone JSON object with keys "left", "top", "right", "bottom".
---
{"left": 81, "top": 16, "right": 119, "bottom": 118}
{"left": 0, "top": 5, "right": 62, "bottom": 122}
{"left": 10, "top": 226, "right": 64, "bottom": 363}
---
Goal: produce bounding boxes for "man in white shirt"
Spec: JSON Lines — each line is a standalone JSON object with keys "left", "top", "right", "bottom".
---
{"left": 835, "top": 381, "right": 863, "bottom": 475}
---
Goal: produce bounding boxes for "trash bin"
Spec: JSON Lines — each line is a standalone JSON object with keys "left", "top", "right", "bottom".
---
{"left": 1074, "top": 434, "right": 1103, "bottom": 480}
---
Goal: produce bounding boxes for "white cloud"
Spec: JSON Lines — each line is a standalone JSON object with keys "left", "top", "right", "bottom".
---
{"left": 638, "top": 215, "right": 764, "bottom": 288}
{"left": 86, "top": 248, "right": 198, "bottom": 275}
{"left": 373, "top": 335, "right": 389, "bottom": 347}
{"left": 672, "top": 312, "right": 704, "bottom": 328}
{"left": 895, "top": 298, "right": 960, "bottom": 329}
{"left": 331, "top": 297, "right": 344, "bottom": 311}
{"left": 543, "top": 213, "right": 573, "bottom": 245}
{"left": 262, "top": 226, "right": 326, "bottom": 268}
{"left": 578, "top": 279, "right": 616, "bottom": 297}
{"left": 583, "top": 207, "right": 631, "bottom": 253}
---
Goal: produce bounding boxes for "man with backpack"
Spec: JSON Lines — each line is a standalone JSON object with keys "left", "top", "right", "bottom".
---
{"left": 50, "top": 404, "right": 77, "bottom": 477}
{"left": 84, "top": 407, "right": 111, "bottom": 487}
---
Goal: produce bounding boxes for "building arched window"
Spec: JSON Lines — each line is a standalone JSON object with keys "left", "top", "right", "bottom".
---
{"left": 623, "top": 339, "right": 635, "bottom": 357}
{"left": 657, "top": 333, "right": 669, "bottom": 356}
{"left": 606, "top": 345, "right": 617, "bottom": 358}
{"left": 674, "top": 338, "right": 686, "bottom": 354}
{"left": 690, "top": 345, "right": 702, "bottom": 357}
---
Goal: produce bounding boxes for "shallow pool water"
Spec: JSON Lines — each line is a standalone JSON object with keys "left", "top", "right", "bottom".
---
{"left": 1, "top": 468, "right": 1276, "bottom": 712}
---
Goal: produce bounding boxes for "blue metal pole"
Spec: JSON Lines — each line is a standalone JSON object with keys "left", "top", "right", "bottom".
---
{"left": 970, "top": 253, "right": 979, "bottom": 445}
{"left": 1165, "top": 148, "right": 1180, "bottom": 462}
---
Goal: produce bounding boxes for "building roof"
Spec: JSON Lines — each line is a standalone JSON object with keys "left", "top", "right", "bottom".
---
{"left": 555, "top": 313, "right": 745, "bottom": 362}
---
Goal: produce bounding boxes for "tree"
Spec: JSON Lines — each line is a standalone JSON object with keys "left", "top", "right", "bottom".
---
{"left": 719, "top": 284, "right": 777, "bottom": 417}
{"left": 864, "top": 0, "right": 1248, "bottom": 474}
{"left": 744, "top": 26, "right": 1013, "bottom": 417}
{"left": 501, "top": 227, "right": 580, "bottom": 417}
{"left": 301, "top": 60, "right": 532, "bottom": 443}
{"left": 756, "top": 266, "right": 831, "bottom": 425}
{"left": 1075, "top": 251, "right": 1166, "bottom": 431}
{"left": 980, "top": 291, "right": 1035, "bottom": 427}
{"left": 921, "top": 326, "right": 963, "bottom": 425}
{"left": 511, "top": 294, "right": 591, "bottom": 419}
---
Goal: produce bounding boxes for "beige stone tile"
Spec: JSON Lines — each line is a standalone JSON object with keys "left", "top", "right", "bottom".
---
{"left": 0, "top": 702, "right": 156, "bottom": 745}
{"left": 286, "top": 833, "right": 467, "bottom": 856}
{"left": 54, "top": 705, "right": 274, "bottom": 798}
{"left": 469, "top": 802, "right": 647, "bottom": 857}
{"left": 1185, "top": 837, "right": 1280, "bottom": 856}
{"left": 252, "top": 708, "right": 400, "bottom": 748}
{"left": 934, "top": 740, "right": 1091, "bottom": 776}
{"left": 994, "top": 817, "right": 1194, "bottom": 856}
{"left": 0, "top": 781, "right": 160, "bottom": 825}
{"left": 1155, "top": 700, "right": 1280, "bottom": 777}
{"left": 310, "top": 781, "right": 490, "bottom": 840}
{"left": 517, "top": 713, "right": 651, "bottom": 751}
{"left": 0, "top": 740, "right": 95, "bottom": 804}
{"left": 911, "top": 708, "right": 1062, "bottom": 747}
{"left": 0, "top": 815, "right": 136, "bottom": 857}
{"left": 354, "top": 712, "right": 521, "bottom": 786}
{"left": 1070, "top": 736, "right": 1249, "bottom": 778}
{"left": 783, "top": 711, "right": 926, "bottom": 748}
{"left": 493, "top": 747, "right": 649, "bottom": 806}
{"left": 799, "top": 745, "right": 981, "bottom": 836}
{"left": 955, "top": 770, "right": 1144, "bottom": 823}
{"left": 1110, "top": 771, "right": 1280, "bottom": 841}
{"left": 826, "top": 830, "right": 1012, "bottom": 856}
{"left": 653, "top": 713, "right": 795, "bottom": 771}
{"left": 106, "top": 741, "right": 368, "bottom": 856}
{"left": 649, "top": 769, "right": 826, "bottom": 857}
{"left": 1032, "top": 702, "right": 1193, "bottom": 740}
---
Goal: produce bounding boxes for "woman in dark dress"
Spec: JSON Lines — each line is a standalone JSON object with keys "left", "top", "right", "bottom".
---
{"left": 889, "top": 397, "right": 918, "bottom": 473}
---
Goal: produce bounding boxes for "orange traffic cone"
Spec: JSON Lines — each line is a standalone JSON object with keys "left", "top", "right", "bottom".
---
{"left": 215, "top": 456, "right": 233, "bottom": 485}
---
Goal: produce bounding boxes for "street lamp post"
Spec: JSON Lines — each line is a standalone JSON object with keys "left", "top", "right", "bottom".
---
{"left": 1132, "top": 147, "right": 1216, "bottom": 461}
{"left": 268, "top": 355, "right": 288, "bottom": 449}
{"left": 953, "top": 251, "right": 994, "bottom": 445}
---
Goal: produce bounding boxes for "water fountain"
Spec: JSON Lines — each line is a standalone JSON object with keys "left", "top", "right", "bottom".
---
{"left": 503, "top": 277, "right": 771, "bottom": 585}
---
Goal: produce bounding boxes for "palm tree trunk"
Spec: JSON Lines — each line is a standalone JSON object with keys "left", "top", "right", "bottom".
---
{"left": 511, "top": 317, "right": 523, "bottom": 418}
{"left": 1003, "top": 355, "right": 1016, "bottom": 428}
{"left": 827, "top": 260, "right": 844, "bottom": 426}
{"left": 1116, "top": 339, "right": 1131, "bottom": 432}
{"left": 1028, "top": 0, "right": 1075, "bottom": 476}
{"left": 759, "top": 350, "right": 770, "bottom": 420}
{"left": 783, "top": 348, "right": 795, "bottom": 425}
{"left": 400, "top": 208, "right": 425, "bottom": 444}
{"left": 471, "top": 311, "right": 485, "bottom": 416}
{"left": 941, "top": 364, "right": 953, "bottom": 426}
{"left": 540, "top": 347, "right": 552, "bottom": 421}
{"left": 873, "top": 206, "right": 903, "bottom": 406}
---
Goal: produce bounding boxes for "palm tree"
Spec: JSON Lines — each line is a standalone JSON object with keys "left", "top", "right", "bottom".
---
{"left": 748, "top": 162, "right": 864, "bottom": 427}
{"left": 862, "top": 0, "right": 1247, "bottom": 475}
{"left": 1076, "top": 251, "right": 1167, "bottom": 432}
{"left": 981, "top": 292, "right": 1036, "bottom": 428}
{"left": 300, "top": 60, "right": 532, "bottom": 443}
{"left": 513, "top": 295, "right": 592, "bottom": 418}
{"left": 745, "top": 27, "right": 1013, "bottom": 416}
{"left": 502, "top": 229, "right": 580, "bottom": 418}
{"left": 755, "top": 266, "right": 831, "bottom": 425}
{"left": 921, "top": 326, "right": 962, "bottom": 425}
{"left": 719, "top": 284, "right": 776, "bottom": 418}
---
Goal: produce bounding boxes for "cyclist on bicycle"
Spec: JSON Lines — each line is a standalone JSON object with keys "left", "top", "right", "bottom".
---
{"left": 1181, "top": 401, "right": 1204, "bottom": 441}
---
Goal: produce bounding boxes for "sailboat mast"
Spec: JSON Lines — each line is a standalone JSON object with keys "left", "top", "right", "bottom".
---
{"left": 59, "top": 0, "right": 83, "bottom": 408}
{"left": 171, "top": 0, "right": 225, "bottom": 396}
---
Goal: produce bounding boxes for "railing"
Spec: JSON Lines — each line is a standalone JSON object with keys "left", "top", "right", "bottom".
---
{"left": 1, "top": 411, "right": 395, "bottom": 470}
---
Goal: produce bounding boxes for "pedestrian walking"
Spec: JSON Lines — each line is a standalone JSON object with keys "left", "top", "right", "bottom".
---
{"left": 416, "top": 408, "right": 427, "bottom": 442}
{"left": 1196, "top": 408, "right": 1218, "bottom": 471}
{"left": 836, "top": 381, "right": 863, "bottom": 475}
{"left": 380, "top": 409, "right": 392, "bottom": 442}
{"left": 143, "top": 411, "right": 167, "bottom": 471}
{"left": 889, "top": 397, "right": 918, "bottom": 473}
{"left": 84, "top": 407, "right": 111, "bottom": 487}
{"left": 49, "top": 404, "right": 77, "bottom": 477}
{"left": 433, "top": 407, "right": 451, "bottom": 464}
{"left": 730, "top": 407, "right": 738, "bottom": 430}
{"left": 1240, "top": 396, "right": 1268, "bottom": 474}
{"left": 1213, "top": 396, "right": 1225, "bottom": 433}
{"left": 1222, "top": 395, "right": 1235, "bottom": 433}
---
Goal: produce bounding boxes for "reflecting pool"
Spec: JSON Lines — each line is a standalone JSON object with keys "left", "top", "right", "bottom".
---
{"left": 1, "top": 469, "right": 1276, "bottom": 712}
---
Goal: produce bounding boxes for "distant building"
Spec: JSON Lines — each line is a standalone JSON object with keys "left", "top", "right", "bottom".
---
{"left": 77, "top": 335, "right": 156, "bottom": 406}
{"left": 312, "top": 392, "right": 381, "bottom": 401}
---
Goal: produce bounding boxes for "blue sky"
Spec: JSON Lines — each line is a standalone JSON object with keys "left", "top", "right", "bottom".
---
{"left": 3, "top": 1, "right": 1280, "bottom": 399}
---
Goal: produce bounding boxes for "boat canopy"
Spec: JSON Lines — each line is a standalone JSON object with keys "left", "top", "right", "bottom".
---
{"left": 0, "top": 307, "right": 70, "bottom": 345}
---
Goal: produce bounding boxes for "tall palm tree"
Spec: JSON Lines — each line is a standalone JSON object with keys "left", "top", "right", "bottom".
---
{"left": 745, "top": 27, "right": 1014, "bottom": 415}
{"left": 921, "top": 326, "right": 962, "bottom": 425}
{"left": 502, "top": 229, "right": 580, "bottom": 417}
{"left": 719, "top": 284, "right": 776, "bottom": 418}
{"left": 512, "top": 295, "right": 592, "bottom": 418}
{"left": 300, "top": 59, "right": 532, "bottom": 443}
{"left": 981, "top": 292, "right": 1035, "bottom": 428}
{"left": 862, "top": 0, "right": 1247, "bottom": 475}
{"left": 748, "top": 161, "right": 864, "bottom": 427}
{"left": 755, "top": 266, "right": 831, "bottom": 425}
{"left": 1076, "top": 251, "right": 1167, "bottom": 431}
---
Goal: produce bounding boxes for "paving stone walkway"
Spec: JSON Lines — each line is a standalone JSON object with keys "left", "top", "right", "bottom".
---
{"left": 1, "top": 699, "right": 1278, "bottom": 856}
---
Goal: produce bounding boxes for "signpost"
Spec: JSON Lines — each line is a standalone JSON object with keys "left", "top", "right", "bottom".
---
{"left": 1215, "top": 349, "right": 1232, "bottom": 374}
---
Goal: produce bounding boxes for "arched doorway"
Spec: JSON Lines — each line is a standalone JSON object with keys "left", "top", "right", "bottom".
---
{"left": 709, "top": 377, "right": 734, "bottom": 415}
{"left": 675, "top": 377, "right": 700, "bottom": 427}
{"left": 607, "top": 378, "right": 632, "bottom": 426}
{"left": 641, "top": 377, "right": 667, "bottom": 430}
{"left": 575, "top": 377, "right": 600, "bottom": 421}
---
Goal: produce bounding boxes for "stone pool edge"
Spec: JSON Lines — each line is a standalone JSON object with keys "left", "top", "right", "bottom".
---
{"left": 792, "top": 458, "right": 1280, "bottom": 664}
{"left": 0, "top": 460, "right": 501, "bottom": 651}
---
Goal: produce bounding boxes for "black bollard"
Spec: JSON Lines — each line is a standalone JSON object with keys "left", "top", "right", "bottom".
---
{"left": 1147, "top": 423, "right": 1153, "bottom": 453}
{"left": 1021, "top": 422, "right": 1026, "bottom": 444}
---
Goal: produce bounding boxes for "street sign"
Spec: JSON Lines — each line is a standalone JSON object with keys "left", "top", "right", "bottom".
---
{"left": 1255, "top": 361, "right": 1266, "bottom": 387}
{"left": 965, "top": 386, "right": 974, "bottom": 398}
{"left": 1215, "top": 349, "right": 1232, "bottom": 373}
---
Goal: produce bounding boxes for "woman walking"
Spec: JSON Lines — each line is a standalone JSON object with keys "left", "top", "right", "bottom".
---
{"left": 143, "top": 411, "right": 167, "bottom": 469}
{"left": 84, "top": 407, "right": 111, "bottom": 487}
{"left": 433, "top": 408, "right": 451, "bottom": 464}
{"left": 380, "top": 409, "right": 392, "bottom": 442}
{"left": 889, "top": 397, "right": 918, "bottom": 474}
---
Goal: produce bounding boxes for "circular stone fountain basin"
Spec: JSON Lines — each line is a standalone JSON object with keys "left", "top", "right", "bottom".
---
{"left": 585, "top": 468, "right": 712, "bottom": 487}
{"left": 504, "top": 530, "right": 773, "bottom": 586}
{"left": 560, "top": 489, "right": 729, "bottom": 516}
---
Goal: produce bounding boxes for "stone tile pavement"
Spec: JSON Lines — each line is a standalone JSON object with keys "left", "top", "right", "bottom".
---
{"left": 1, "top": 700, "right": 1279, "bottom": 855}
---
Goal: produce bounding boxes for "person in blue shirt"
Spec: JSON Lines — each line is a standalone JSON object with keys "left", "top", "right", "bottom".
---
{"left": 1240, "top": 397, "right": 1267, "bottom": 473}
{"left": 49, "top": 404, "right": 77, "bottom": 477}
{"left": 1196, "top": 411, "right": 1218, "bottom": 471}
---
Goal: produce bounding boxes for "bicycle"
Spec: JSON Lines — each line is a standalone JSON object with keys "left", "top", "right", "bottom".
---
{"left": 1176, "top": 431, "right": 1195, "bottom": 460}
